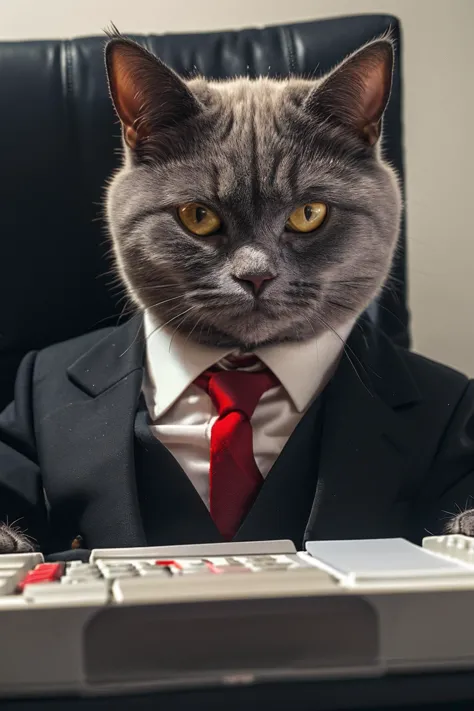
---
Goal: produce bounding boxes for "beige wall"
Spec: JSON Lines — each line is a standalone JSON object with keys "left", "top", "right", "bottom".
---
{"left": 1, "top": 0, "right": 473, "bottom": 374}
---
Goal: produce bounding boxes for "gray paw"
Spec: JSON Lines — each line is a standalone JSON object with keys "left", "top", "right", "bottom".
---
{"left": 0, "top": 524, "right": 35, "bottom": 554}
{"left": 445, "top": 509, "right": 474, "bottom": 537}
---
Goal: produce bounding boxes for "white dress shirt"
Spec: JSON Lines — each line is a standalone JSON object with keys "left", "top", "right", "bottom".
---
{"left": 142, "top": 310, "right": 354, "bottom": 509}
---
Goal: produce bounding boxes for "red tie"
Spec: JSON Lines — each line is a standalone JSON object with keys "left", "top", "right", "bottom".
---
{"left": 195, "top": 366, "right": 279, "bottom": 540}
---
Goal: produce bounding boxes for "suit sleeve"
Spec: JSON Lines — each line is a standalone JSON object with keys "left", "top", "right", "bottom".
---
{"left": 0, "top": 351, "right": 49, "bottom": 548}
{"left": 412, "top": 380, "right": 474, "bottom": 540}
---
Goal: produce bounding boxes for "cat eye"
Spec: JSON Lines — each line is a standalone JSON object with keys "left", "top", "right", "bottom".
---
{"left": 286, "top": 202, "right": 327, "bottom": 233}
{"left": 177, "top": 203, "right": 221, "bottom": 236}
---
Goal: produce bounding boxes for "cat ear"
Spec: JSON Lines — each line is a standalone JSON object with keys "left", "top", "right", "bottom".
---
{"left": 306, "top": 39, "right": 394, "bottom": 146}
{"left": 105, "top": 38, "right": 201, "bottom": 151}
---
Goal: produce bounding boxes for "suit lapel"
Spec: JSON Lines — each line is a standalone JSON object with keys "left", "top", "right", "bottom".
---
{"left": 57, "top": 316, "right": 147, "bottom": 548}
{"left": 305, "top": 320, "right": 422, "bottom": 543}
{"left": 134, "top": 408, "right": 223, "bottom": 545}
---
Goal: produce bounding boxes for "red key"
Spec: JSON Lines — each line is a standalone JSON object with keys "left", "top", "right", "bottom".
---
{"left": 205, "top": 562, "right": 250, "bottom": 574}
{"left": 17, "top": 563, "right": 64, "bottom": 592}
{"left": 155, "top": 560, "right": 182, "bottom": 570}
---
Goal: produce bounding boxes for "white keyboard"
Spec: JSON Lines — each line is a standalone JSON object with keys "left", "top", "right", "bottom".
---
{"left": 1, "top": 535, "right": 474, "bottom": 698}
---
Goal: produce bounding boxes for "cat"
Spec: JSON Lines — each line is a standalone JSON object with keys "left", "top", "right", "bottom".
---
{"left": 1, "top": 33, "right": 470, "bottom": 553}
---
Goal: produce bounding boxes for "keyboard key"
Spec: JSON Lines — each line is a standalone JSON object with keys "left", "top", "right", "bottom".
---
{"left": 154, "top": 560, "right": 182, "bottom": 575}
{"left": 139, "top": 568, "right": 172, "bottom": 578}
{"left": 0, "top": 574, "right": 23, "bottom": 596}
{"left": 205, "top": 562, "right": 251, "bottom": 574}
{"left": 22, "top": 580, "right": 108, "bottom": 605}
{"left": 0, "top": 552, "right": 43, "bottom": 569}
{"left": 423, "top": 535, "right": 474, "bottom": 566}
{"left": 305, "top": 538, "right": 474, "bottom": 586}
{"left": 104, "top": 570, "right": 138, "bottom": 580}
{"left": 155, "top": 560, "right": 182, "bottom": 569}
{"left": 65, "top": 564, "right": 101, "bottom": 578}
{"left": 205, "top": 557, "right": 232, "bottom": 566}
{"left": 17, "top": 563, "right": 64, "bottom": 591}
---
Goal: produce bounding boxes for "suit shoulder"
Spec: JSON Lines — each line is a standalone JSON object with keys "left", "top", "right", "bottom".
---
{"left": 396, "top": 345, "right": 470, "bottom": 399}
{"left": 34, "top": 327, "right": 116, "bottom": 374}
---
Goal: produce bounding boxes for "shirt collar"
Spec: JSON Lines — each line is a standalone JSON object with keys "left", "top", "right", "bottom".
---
{"left": 144, "top": 310, "right": 355, "bottom": 418}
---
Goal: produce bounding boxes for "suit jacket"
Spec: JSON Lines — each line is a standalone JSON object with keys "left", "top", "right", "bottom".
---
{"left": 0, "top": 315, "right": 473, "bottom": 555}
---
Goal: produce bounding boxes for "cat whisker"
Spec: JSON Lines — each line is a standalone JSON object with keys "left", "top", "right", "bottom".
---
{"left": 384, "top": 273, "right": 405, "bottom": 287}
{"left": 301, "top": 313, "right": 317, "bottom": 338}
{"left": 197, "top": 319, "right": 206, "bottom": 345}
{"left": 92, "top": 299, "right": 136, "bottom": 329}
{"left": 368, "top": 301, "right": 407, "bottom": 331}
{"left": 281, "top": 299, "right": 314, "bottom": 307}
{"left": 187, "top": 290, "right": 221, "bottom": 298}
{"left": 288, "top": 280, "right": 320, "bottom": 288}
{"left": 314, "top": 312, "right": 373, "bottom": 397}
{"left": 118, "top": 318, "right": 143, "bottom": 358}
{"left": 147, "top": 294, "right": 185, "bottom": 310}
{"left": 5, "top": 517, "right": 24, "bottom": 530}
{"left": 188, "top": 285, "right": 220, "bottom": 293}
{"left": 169, "top": 308, "right": 197, "bottom": 353}
{"left": 96, "top": 267, "right": 123, "bottom": 280}
{"left": 286, "top": 293, "right": 319, "bottom": 301}
{"left": 326, "top": 299, "right": 355, "bottom": 314}
{"left": 184, "top": 314, "right": 205, "bottom": 347}
{"left": 145, "top": 306, "right": 196, "bottom": 342}
{"left": 329, "top": 277, "right": 373, "bottom": 285}
{"left": 117, "top": 298, "right": 136, "bottom": 325}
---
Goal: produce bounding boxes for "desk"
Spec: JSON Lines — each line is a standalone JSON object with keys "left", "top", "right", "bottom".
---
{"left": 1, "top": 672, "right": 474, "bottom": 711}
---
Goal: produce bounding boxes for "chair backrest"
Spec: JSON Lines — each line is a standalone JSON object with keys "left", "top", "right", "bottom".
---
{"left": 0, "top": 14, "right": 407, "bottom": 411}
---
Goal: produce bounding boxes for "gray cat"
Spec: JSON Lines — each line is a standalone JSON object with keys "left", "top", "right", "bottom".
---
{"left": 106, "top": 35, "right": 470, "bottom": 537}
{"left": 1, "top": 34, "right": 470, "bottom": 553}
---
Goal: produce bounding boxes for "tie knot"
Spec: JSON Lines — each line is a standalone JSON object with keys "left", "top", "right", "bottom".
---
{"left": 196, "top": 368, "right": 279, "bottom": 419}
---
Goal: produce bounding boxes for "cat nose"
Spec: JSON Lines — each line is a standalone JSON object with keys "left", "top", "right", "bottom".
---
{"left": 234, "top": 272, "right": 276, "bottom": 295}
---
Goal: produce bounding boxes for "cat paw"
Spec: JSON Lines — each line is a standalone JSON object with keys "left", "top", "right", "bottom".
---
{"left": 445, "top": 509, "right": 474, "bottom": 537}
{"left": 0, "top": 523, "right": 35, "bottom": 554}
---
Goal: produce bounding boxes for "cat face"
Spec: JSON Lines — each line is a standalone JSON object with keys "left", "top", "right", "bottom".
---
{"left": 105, "top": 37, "right": 401, "bottom": 349}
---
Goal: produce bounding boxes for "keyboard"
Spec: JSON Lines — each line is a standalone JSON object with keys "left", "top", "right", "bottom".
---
{"left": 1, "top": 534, "right": 474, "bottom": 699}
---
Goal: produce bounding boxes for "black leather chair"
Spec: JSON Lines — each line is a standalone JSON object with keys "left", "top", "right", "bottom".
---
{"left": 0, "top": 14, "right": 407, "bottom": 412}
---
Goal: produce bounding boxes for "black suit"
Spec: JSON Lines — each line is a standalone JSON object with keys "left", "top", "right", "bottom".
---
{"left": 1, "top": 316, "right": 473, "bottom": 555}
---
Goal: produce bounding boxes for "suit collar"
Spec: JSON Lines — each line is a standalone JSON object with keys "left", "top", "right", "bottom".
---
{"left": 143, "top": 309, "right": 354, "bottom": 417}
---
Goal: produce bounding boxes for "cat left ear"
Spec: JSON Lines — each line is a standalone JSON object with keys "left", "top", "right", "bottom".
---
{"left": 306, "top": 39, "right": 394, "bottom": 146}
{"left": 105, "top": 37, "right": 200, "bottom": 151}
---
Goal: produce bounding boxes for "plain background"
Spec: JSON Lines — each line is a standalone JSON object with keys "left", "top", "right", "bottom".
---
{"left": 0, "top": 0, "right": 473, "bottom": 375}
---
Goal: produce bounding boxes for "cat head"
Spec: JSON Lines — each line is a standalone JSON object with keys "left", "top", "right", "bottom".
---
{"left": 105, "top": 35, "right": 401, "bottom": 349}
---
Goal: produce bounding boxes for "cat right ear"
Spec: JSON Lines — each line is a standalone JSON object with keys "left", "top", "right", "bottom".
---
{"left": 105, "top": 38, "right": 201, "bottom": 151}
{"left": 306, "top": 39, "right": 394, "bottom": 146}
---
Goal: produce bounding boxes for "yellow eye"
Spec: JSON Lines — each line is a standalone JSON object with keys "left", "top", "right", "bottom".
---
{"left": 286, "top": 202, "right": 327, "bottom": 233}
{"left": 177, "top": 203, "right": 221, "bottom": 236}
